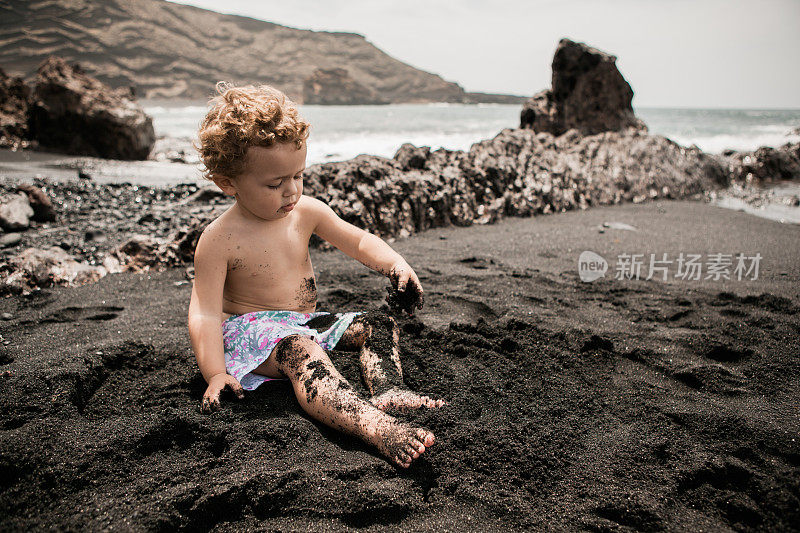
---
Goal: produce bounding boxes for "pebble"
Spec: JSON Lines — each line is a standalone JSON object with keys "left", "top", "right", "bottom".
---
{"left": 0, "top": 233, "right": 22, "bottom": 248}
{"left": 1, "top": 313, "right": 12, "bottom": 320}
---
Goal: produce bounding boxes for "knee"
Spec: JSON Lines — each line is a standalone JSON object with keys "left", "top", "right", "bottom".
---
{"left": 360, "top": 311, "right": 397, "bottom": 348}
{"left": 360, "top": 311, "right": 396, "bottom": 332}
{"left": 272, "top": 334, "right": 319, "bottom": 371}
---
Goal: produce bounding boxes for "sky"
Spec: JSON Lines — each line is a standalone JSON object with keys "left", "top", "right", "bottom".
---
{"left": 168, "top": 0, "right": 800, "bottom": 109}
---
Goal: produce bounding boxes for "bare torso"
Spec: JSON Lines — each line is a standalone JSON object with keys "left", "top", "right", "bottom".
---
{"left": 216, "top": 196, "right": 317, "bottom": 320}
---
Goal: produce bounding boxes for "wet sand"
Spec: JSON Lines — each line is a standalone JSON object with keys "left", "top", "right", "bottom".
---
{"left": 0, "top": 199, "right": 798, "bottom": 530}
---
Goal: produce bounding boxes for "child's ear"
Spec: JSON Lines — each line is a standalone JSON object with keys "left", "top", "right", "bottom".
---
{"left": 211, "top": 175, "right": 237, "bottom": 196}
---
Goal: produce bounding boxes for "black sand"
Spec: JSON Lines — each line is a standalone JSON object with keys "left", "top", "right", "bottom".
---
{"left": 1, "top": 199, "right": 798, "bottom": 531}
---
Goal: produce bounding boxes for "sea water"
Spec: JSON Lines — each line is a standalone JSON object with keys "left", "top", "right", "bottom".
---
{"left": 4, "top": 103, "right": 796, "bottom": 222}
{"left": 143, "top": 101, "right": 800, "bottom": 165}
{"left": 140, "top": 102, "right": 800, "bottom": 224}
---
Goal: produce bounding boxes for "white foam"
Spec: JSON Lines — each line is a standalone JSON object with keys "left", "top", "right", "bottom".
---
{"left": 669, "top": 132, "right": 800, "bottom": 154}
{"left": 306, "top": 130, "right": 503, "bottom": 164}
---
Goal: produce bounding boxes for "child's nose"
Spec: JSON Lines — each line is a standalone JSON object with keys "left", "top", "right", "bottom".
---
{"left": 284, "top": 179, "right": 300, "bottom": 195}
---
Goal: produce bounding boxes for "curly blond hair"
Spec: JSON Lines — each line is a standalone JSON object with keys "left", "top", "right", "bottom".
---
{"left": 196, "top": 82, "right": 310, "bottom": 180}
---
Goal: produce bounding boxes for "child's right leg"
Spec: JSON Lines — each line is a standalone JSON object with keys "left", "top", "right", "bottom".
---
{"left": 254, "top": 334, "right": 435, "bottom": 468}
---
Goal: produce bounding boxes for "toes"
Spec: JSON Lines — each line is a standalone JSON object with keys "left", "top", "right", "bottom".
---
{"left": 416, "top": 429, "right": 435, "bottom": 447}
{"left": 408, "top": 438, "right": 426, "bottom": 454}
{"left": 404, "top": 443, "right": 420, "bottom": 459}
{"left": 396, "top": 451, "right": 412, "bottom": 467}
{"left": 372, "top": 398, "right": 388, "bottom": 411}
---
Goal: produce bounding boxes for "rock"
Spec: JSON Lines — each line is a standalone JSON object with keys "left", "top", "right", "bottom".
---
{"left": 0, "top": 312, "right": 12, "bottom": 320}
{"left": 0, "top": 193, "right": 33, "bottom": 230}
{"left": 84, "top": 229, "right": 105, "bottom": 242}
{"left": 0, "top": 233, "right": 22, "bottom": 248}
{"left": 27, "top": 56, "right": 156, "bottom": 160}
{"left": 16, "top": 184, "right": 57, "bottom": 222}
{"left": 725, "top": 142, "right": 800, "bottom": 183}
{"left": 301, "top": 128, "right": 725, "bottom": 244}
{"left": 520, "top": 38, "right": 646, "bottom": 136}
{"left": 394, "top": 143, "right": 431, "bottom": 170}
{"left": 180, "top": 186, "right": 228, "bottom": 204}
{"left": 303, "top": 68, "right": 389, "bottom": 105}
{"left": 111, "top": 235, "right": 164, "bottom": 271}
{"left": 161, "top": 210, "right": 225, "bottom": 266}
{"left": 0, "top": 67, "right": 34, "bottom": 150}
{"left": 5, "top": 246, "right": 107, "bottom": 293}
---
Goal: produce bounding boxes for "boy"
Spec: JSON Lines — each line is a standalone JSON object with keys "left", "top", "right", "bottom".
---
{"left": 188, "top": 83, "right": 444, "bottom": 468}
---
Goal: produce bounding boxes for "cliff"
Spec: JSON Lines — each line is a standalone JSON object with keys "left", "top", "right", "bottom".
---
{"left": 0, "top": 0, "right": 524, "bottom": 104}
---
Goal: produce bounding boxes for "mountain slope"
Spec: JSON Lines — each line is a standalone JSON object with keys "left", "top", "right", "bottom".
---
{"left": 0, "top": 0, "right": 518, "bottom": 103}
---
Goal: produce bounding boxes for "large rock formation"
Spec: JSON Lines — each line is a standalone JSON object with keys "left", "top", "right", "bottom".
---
{"left": 0, "top": 68, "right": 33, "bottom": 150}
{"left": 303, "top": 68, "right": 388, "bottom": 105}
{"left": 520, "top": 39, "right": 646, "bottom": 136}
{"left": 299, "top": 128, "right": 725, "bottom": 244}
{"left": 724, "top": 142, "right": 800, "bottom": 184}
{"left": 27, "top": 57, "right": 156, "bottom": 160}
{"left": 0, "top": 0, "right": 523, "bottom": 104}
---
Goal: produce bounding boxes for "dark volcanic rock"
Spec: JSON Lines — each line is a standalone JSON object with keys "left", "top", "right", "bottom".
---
{"left": 520, "top": 38, "right": 646, "bottom": 136}
{"left": 27, "top": 57, "right": 155, "bottom": 160}
{"left": 725, "top": 142, "right": 800, "bottom": 184}
{"left": 394, "top": 143, "right": 431, "bottom": 170}
{"left": 0, "top": 67, "right": 33, "bottom": 150}
{"left": 303, "top": 68, "right": 388, "bottom": 105}
{"left": 16, "top": 184, "right": 56, "bottom": 222}
{"left": 302, "top": 128, "right": 726, "bottom": 244}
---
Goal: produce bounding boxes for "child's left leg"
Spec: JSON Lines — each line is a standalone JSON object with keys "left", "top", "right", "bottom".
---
{"left": 337, "top": 311, "right": 445, "bottom": 412}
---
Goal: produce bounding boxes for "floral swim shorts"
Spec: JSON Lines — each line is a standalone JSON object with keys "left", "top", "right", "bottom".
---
{"left": 222, "top": 310, "right": 363, "bottom": 391}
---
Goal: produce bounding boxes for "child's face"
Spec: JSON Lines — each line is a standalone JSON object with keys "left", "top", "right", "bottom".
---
{"left": 216, "top": 142, "right": 307, "bottom": 221}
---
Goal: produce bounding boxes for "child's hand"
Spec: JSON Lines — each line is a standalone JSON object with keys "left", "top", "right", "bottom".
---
{"left": 386, "top": 261, "right": 424, "bottom": 315}
{"left": 201, "top": 373, "right": 245, "bottom": 413}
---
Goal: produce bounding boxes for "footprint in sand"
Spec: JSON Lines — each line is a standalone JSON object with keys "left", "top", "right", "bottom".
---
{"left": 671, "top": 362, "right": 749, "bottom": 395}
{"left": 704, "top": 343, "right": 754, "bottom": 363}
{"left": 43, "top": 305, "right": 124, "bottom": 323}
{"left": 458, "top": 256, "right": 496, "bottom": 269}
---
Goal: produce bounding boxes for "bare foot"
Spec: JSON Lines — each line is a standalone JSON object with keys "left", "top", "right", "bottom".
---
{"left": 370, "top": 419, "right": 436, "bottom": 468}
{"left": 370, "top": 387, "right": 446, "bottom": 413}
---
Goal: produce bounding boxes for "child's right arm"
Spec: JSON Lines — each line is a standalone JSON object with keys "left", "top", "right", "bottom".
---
{"left": 188, "top": 228, "right": 244, "bottom": 412}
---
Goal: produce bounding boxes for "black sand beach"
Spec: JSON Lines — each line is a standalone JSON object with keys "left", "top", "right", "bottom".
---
{"left": 1, "top": 199, "right": 798, "bottom": 531}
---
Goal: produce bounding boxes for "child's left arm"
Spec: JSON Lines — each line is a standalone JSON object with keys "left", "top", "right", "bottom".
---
{"left": 310, "top": 197, "right": 424, "bottom": 308}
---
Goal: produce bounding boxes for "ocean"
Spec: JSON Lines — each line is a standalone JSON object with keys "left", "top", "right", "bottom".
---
{"left": 143, "top": 102, "right": 800, "bottom": 165}
{"left": 3, "top": 102, "right": 796, "bottom": 222}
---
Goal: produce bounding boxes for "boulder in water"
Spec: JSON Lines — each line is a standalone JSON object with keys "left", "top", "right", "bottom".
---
{"left": 520, "top": 38, "right": 646, "bottom": 136}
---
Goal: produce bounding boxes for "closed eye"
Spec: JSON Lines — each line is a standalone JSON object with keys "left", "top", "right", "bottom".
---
{"left": 266, "top": 173, "right": 303, "bottom": 189}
